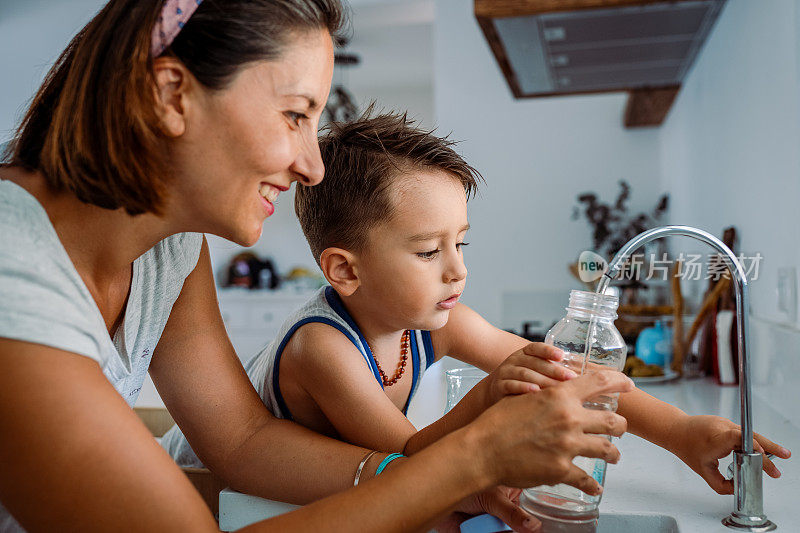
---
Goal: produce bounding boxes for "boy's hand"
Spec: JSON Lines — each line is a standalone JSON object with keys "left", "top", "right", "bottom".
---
{"left": 670, "top": 415, "right": 792, "bottom": 494}
{"left": 438, "top": 486, "right": 539, "bottom": 533}
{"left": 484, "top": 343, "right": 577, "bottom": 407}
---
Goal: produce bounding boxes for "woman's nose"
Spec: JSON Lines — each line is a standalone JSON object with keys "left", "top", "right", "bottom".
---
{"left": 290, "top": 132, "right": 325, "bottom": 186}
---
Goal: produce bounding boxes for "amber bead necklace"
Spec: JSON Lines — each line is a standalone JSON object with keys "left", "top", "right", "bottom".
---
{"left": 372, "top": 330, "right": 410, "bottom": 387}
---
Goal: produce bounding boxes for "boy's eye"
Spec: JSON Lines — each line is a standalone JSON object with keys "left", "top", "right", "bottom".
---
{"left": 416, "top": 249, "right": 440, "bottom": 260}
{"left": 286, "top": 111, "right": 308, "bottom": 126}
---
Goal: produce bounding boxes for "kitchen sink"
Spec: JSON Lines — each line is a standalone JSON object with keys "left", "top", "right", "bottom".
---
{"left": 218, "top": 489, "right": 680, "bottom": 533}
{"left": 522, "top": 512, "right": 679, "bottom": 533}
{"left": 597, "top": 512, "right": 679, "bottom": 533}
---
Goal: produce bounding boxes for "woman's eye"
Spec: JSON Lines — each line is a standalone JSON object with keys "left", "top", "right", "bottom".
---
{"left": 286, "top": 111, "right": 308, "bottom": 126}
{"left": 456, "top": 242, "right": 470, "bottom": 250}
{"left": 417, "top": 249, "right": 440, "bottom": 259}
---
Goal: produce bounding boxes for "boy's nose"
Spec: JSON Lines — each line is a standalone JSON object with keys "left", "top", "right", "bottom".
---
{"left": 444, "top": 257, "right": 468, "bottom": 283}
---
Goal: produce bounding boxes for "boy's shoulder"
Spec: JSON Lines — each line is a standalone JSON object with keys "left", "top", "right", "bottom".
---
{"left": 281, "top": 320, "right": 367, "bottom": 378}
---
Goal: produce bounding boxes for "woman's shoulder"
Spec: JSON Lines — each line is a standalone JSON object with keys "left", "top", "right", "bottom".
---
{"left": 0, "top": 179, "right": 58, "bottom": 248}
{"left": 0, "top": 181, "right": 105, "bottom": 360}
{"left": 143, "top": 232, "right": 204, "bottom": 282}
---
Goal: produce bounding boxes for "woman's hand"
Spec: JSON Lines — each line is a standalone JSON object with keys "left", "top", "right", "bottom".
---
{"left": 471, "top": 371, "right": 634, "bottom": 493}
{"left": 483, "top": 343, "right": 576, "bottom": 407}
{"left": 436, "top": 486, "right": 537, "bottom": 533}
{"left": 669, "top": 415, "right": 791, "bottom": 494}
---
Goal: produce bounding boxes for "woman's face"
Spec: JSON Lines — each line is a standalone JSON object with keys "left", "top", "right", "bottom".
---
{"left": 169, "top": 29, "right": 334, "bottom": 246}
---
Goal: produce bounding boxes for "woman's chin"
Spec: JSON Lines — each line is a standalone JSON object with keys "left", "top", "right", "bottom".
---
{"left": 219, "top": 223, "right": 263, "bottom": 247}
{"left": 241, "top": 228, "right": 263, "bottom": 247}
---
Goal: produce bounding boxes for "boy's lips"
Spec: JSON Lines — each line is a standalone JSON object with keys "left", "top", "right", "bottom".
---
{"left": 437, "top": 293, "right": 461, "bottom": 310}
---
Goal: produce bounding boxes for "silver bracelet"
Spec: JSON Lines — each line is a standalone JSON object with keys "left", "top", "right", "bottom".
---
{"left": 354, "top": 450, "right": 379, "bottom": 486}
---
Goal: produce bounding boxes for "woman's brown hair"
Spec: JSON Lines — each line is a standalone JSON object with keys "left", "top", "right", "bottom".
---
{"left": 3, "top": 0, "right": 346, "bottom": 215}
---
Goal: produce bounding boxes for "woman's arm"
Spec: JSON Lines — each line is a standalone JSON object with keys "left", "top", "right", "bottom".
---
{"left": 0, "top": 339, "right": 220, "bottom": 531}
{"left": 0, "top": 335, "right": 633, "bottom": 531}
{"left": 148, "top": 240, "right": 374, "bottom": 503}
{"left": 0, "top": 336, "right": 491, "bottom": 532}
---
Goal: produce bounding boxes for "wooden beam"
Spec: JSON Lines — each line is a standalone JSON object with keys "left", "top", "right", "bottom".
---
{"left": 475, "top": 0, "right": 696, "bottom": 19}
{"left": 624, "top": 86, "right": 680, "bottom": 128}
{"left": 474, "top": 16, "right": 524, "bottom": 98}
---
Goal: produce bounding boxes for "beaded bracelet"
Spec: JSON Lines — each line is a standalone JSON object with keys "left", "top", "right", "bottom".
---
{"left": 354, "top": 450, "right": 379, "bottom": 486}
{"left": 375, "top": 453, "right": 405, "bottom": 475}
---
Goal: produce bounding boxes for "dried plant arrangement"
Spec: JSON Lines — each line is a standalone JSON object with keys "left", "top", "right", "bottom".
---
{"left": 571, "top": 180, "right": 669, "bottom": 259}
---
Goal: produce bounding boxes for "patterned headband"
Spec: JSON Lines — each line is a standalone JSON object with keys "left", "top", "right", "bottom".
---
{"left": 151, "top": 0, "right": 203, "bottom": 57}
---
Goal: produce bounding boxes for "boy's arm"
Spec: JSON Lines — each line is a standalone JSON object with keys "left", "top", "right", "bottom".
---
{"left": 280, "top": 323, "right": 420, "bottom": 452}
{"left": 431, "top": 303, "right": 529, "bottom": 371}
{"left": 428, "top": 305, "right": 792, "bottom": 495}
{"left": 282, "top": 320, "right": 560, "bottom": 459}
{"left": 617, "top": 387, "right": 790, "bottom": 494}
{"left": 404, "top": 304, "right": 574, "bottom": 455}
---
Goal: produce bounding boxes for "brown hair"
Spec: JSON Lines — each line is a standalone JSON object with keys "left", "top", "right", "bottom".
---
{"left": 2, "top": 0, "right": 347, "bottom": 215}
{"left": 295, "top": 108, "right": 482, "bottom": 264}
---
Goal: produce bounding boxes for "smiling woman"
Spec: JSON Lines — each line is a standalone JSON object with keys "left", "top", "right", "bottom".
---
{"left": 0, "top": 1, "right": 636, "bottom": 531}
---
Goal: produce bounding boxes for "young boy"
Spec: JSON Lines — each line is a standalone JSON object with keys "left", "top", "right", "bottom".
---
{"left": 163, "top": 111, "right": 788, "bottom": 498}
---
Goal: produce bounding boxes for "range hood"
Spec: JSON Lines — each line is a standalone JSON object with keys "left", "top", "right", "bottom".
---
{"left": 475, "top": 0, "right": 726, "bottom": 127}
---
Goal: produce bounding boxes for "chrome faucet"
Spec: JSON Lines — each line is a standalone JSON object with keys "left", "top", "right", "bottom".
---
{"left": 603, "top": 225, "right": 776, "bottom": 532}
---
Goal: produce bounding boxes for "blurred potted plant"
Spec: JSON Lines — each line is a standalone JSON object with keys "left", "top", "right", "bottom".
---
{"left": 570, "top": 181, "right": 671, "bottom": 338}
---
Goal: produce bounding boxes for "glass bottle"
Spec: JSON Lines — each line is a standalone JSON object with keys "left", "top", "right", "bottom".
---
{"left": 520, "top": 290, "right": 627, "bottom": 525}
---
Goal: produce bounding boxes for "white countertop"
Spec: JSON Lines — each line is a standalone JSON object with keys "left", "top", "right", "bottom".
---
{"left": 601, "top": 377, "right": 798, "bottom": 532}
{"left": 218, "top": 360, "right": 798, "bottom": 531}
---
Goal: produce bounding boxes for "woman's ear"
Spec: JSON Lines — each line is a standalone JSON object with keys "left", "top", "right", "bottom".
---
{"left": 152, "top": 57, "right": 191, "bottom": 137}
{"left": 320, "top": 248, "right": 360, "bottom": 296}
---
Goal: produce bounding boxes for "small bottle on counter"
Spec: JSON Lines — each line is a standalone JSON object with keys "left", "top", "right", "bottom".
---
{"left": 520, "top": 289, "right": 627, "bottom": 528}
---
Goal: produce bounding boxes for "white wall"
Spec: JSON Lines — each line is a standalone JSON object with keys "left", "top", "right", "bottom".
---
{"left": 352, "top": 83, "right": 434, "bottom": 129}
{"left": 0, "top": 1, "right": 106, "bottom": 141}
{"left": 659, "top": 0, "right": 800, "bottom": 325}
{"left": 433, "top": 0, "right": 664, "bottom": 324}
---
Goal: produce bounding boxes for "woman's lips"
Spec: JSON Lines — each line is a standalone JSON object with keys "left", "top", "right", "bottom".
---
{"left": 258, "top": 183, "right": 280, "bottom": 216}
{"left": 259, "top": 193, "right": 275, "bottom": 216}
{"left": 437, "top": 294, "right": 460, "bottom": 310}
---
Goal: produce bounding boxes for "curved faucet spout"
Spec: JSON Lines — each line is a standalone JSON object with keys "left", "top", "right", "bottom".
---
{"left": 603, "top": 225, "right": 773, "bottom": 531}
{"left": 605, "top": 225, "right": 752, "bottom": 451}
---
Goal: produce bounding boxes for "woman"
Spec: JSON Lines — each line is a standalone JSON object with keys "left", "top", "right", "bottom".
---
{"left": 0, "top": 1, "right": 632, "bottom": 531}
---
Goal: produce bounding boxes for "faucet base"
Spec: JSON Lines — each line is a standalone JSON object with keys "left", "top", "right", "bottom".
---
{"left": 722, "top": 515, "right": 776, "bottom": 532}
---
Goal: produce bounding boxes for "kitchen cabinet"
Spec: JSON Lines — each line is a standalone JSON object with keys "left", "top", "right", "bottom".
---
{"left": 135, "top": 288, "right": 315, "bottom": 408}
{"left": 217, "top": 288, "right": 317, "bottom": 363}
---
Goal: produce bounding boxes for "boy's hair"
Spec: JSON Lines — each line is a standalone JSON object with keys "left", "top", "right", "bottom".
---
{"left": 295, "top": 110, "right": 482, "bottom": 265}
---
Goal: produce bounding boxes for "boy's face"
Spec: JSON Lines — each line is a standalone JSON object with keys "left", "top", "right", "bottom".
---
{"left": 354, "top": 169, "right": 469, "bottom": 331}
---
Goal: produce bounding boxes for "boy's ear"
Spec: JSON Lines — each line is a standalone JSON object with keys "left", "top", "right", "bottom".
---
{"left": 320, "top": 247, "right": 361, "bottom": 296}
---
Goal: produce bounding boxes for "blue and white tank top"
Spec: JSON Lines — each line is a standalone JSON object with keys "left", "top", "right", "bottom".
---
{"left": 161, "top": 286, "right": 435, "bottom": 467}
{"left": 246, "top": 286, "right": 436, "bottom": 420}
